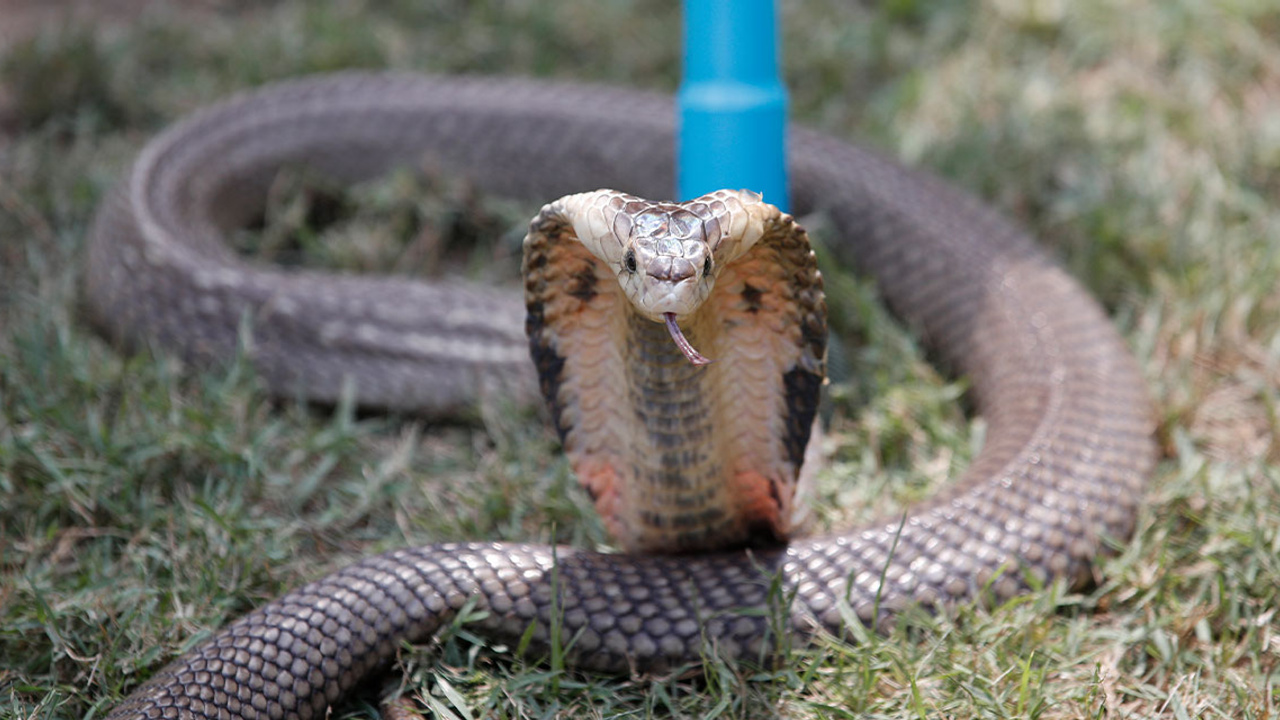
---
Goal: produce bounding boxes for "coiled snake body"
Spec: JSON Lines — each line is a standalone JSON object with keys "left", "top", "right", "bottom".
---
{"left": 87, "top": 73, "right": 1156, "bottom": 719}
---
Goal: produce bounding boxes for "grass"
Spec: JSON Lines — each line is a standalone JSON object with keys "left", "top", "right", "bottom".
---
{"left": 2, "top": 0, "right": 1278, "bottom": 717}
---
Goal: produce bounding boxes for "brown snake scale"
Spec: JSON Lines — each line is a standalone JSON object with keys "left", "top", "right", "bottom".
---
{"left": 85, "top": 73, "right": 1156, "bottom": 719}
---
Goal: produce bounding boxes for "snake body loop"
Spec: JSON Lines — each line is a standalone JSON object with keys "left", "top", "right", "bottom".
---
{"left": 87, "top": 73, "right": 1156, "bottom": 720}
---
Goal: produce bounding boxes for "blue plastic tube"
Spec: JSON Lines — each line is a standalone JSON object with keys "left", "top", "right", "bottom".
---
{"left": 678, "top": 0, "right": 788, "bottom": 212}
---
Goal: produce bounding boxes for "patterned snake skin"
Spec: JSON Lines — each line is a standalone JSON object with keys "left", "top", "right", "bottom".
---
{"left": 523, "top": 189, "right": 826, "bottom": 553}
{"left": 85, "top": 73, "right": 1156, "bottom": 719}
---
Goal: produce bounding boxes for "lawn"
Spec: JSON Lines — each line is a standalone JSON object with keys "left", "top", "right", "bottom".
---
{"left": 2, "top": 1, "right": 1278, "bottom": 718}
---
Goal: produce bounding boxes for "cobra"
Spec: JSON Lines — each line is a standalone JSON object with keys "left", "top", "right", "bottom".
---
{"left": 86, "top": 73, "right": 1156, "bottom": 719}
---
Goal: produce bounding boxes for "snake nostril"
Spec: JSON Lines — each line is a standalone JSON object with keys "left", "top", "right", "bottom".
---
{"left": 649, "top": 258, "right": 696, "bottom": 282}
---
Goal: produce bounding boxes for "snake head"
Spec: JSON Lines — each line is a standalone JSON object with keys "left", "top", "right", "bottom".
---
{"left": 620, "top": 206, "right": 716, "bottom": 319}
{"left": 617, "top": 206, "right": 719, "bottom": 365}
{"left": 553, "top": 189, "right": 769, "bottom": 366}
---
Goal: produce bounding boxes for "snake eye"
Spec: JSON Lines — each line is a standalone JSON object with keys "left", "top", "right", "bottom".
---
{"left": 702, "top": 255, "right": 712, "bottom": 278}
{"left": 624, "top": 249, "right": 638, "bottom": 274}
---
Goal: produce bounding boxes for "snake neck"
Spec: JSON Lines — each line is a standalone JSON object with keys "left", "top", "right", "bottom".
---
{"left": 616, "top": 308, "right": 735, "bottom": 551}
{"left": 563, "top": 299, "right": 808, "bottom": 554}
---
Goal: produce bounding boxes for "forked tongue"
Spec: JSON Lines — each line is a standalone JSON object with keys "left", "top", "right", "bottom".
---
{"left": 663, "top": 312, "right": 712, "bottom": 366}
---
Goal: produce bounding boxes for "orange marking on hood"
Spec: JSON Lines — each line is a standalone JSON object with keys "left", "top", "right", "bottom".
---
{"left": 731, "top": 468, "right": 795, "bottom": 539}
{"left": 577, "top": 457, "right": 629, "bottom": 542}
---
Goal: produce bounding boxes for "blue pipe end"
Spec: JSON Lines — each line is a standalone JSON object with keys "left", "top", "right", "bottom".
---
{"left": 678, "top": 0, "right": 788, "bottom": 212}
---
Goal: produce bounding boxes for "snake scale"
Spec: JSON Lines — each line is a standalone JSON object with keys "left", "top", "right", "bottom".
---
{"left": 85, "top": 73, "right": 1156, "bottom": 719}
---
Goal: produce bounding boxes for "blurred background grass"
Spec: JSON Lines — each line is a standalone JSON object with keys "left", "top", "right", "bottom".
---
{"left": 1, "top": 0, "right": 1278, "bottom": 717}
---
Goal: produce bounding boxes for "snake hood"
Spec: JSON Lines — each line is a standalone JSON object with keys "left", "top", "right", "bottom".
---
{"left": 522, "top": 188, "right": 827, "bottom": 553}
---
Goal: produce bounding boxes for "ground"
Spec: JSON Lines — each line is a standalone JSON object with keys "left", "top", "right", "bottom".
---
{"left": 1, "top": 1, "right": 1278, "bottom": 718}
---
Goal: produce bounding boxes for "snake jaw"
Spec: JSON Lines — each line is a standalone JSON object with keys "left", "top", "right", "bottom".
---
{"left": 663, "top": 312, "right": 712, "bottom": 366}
